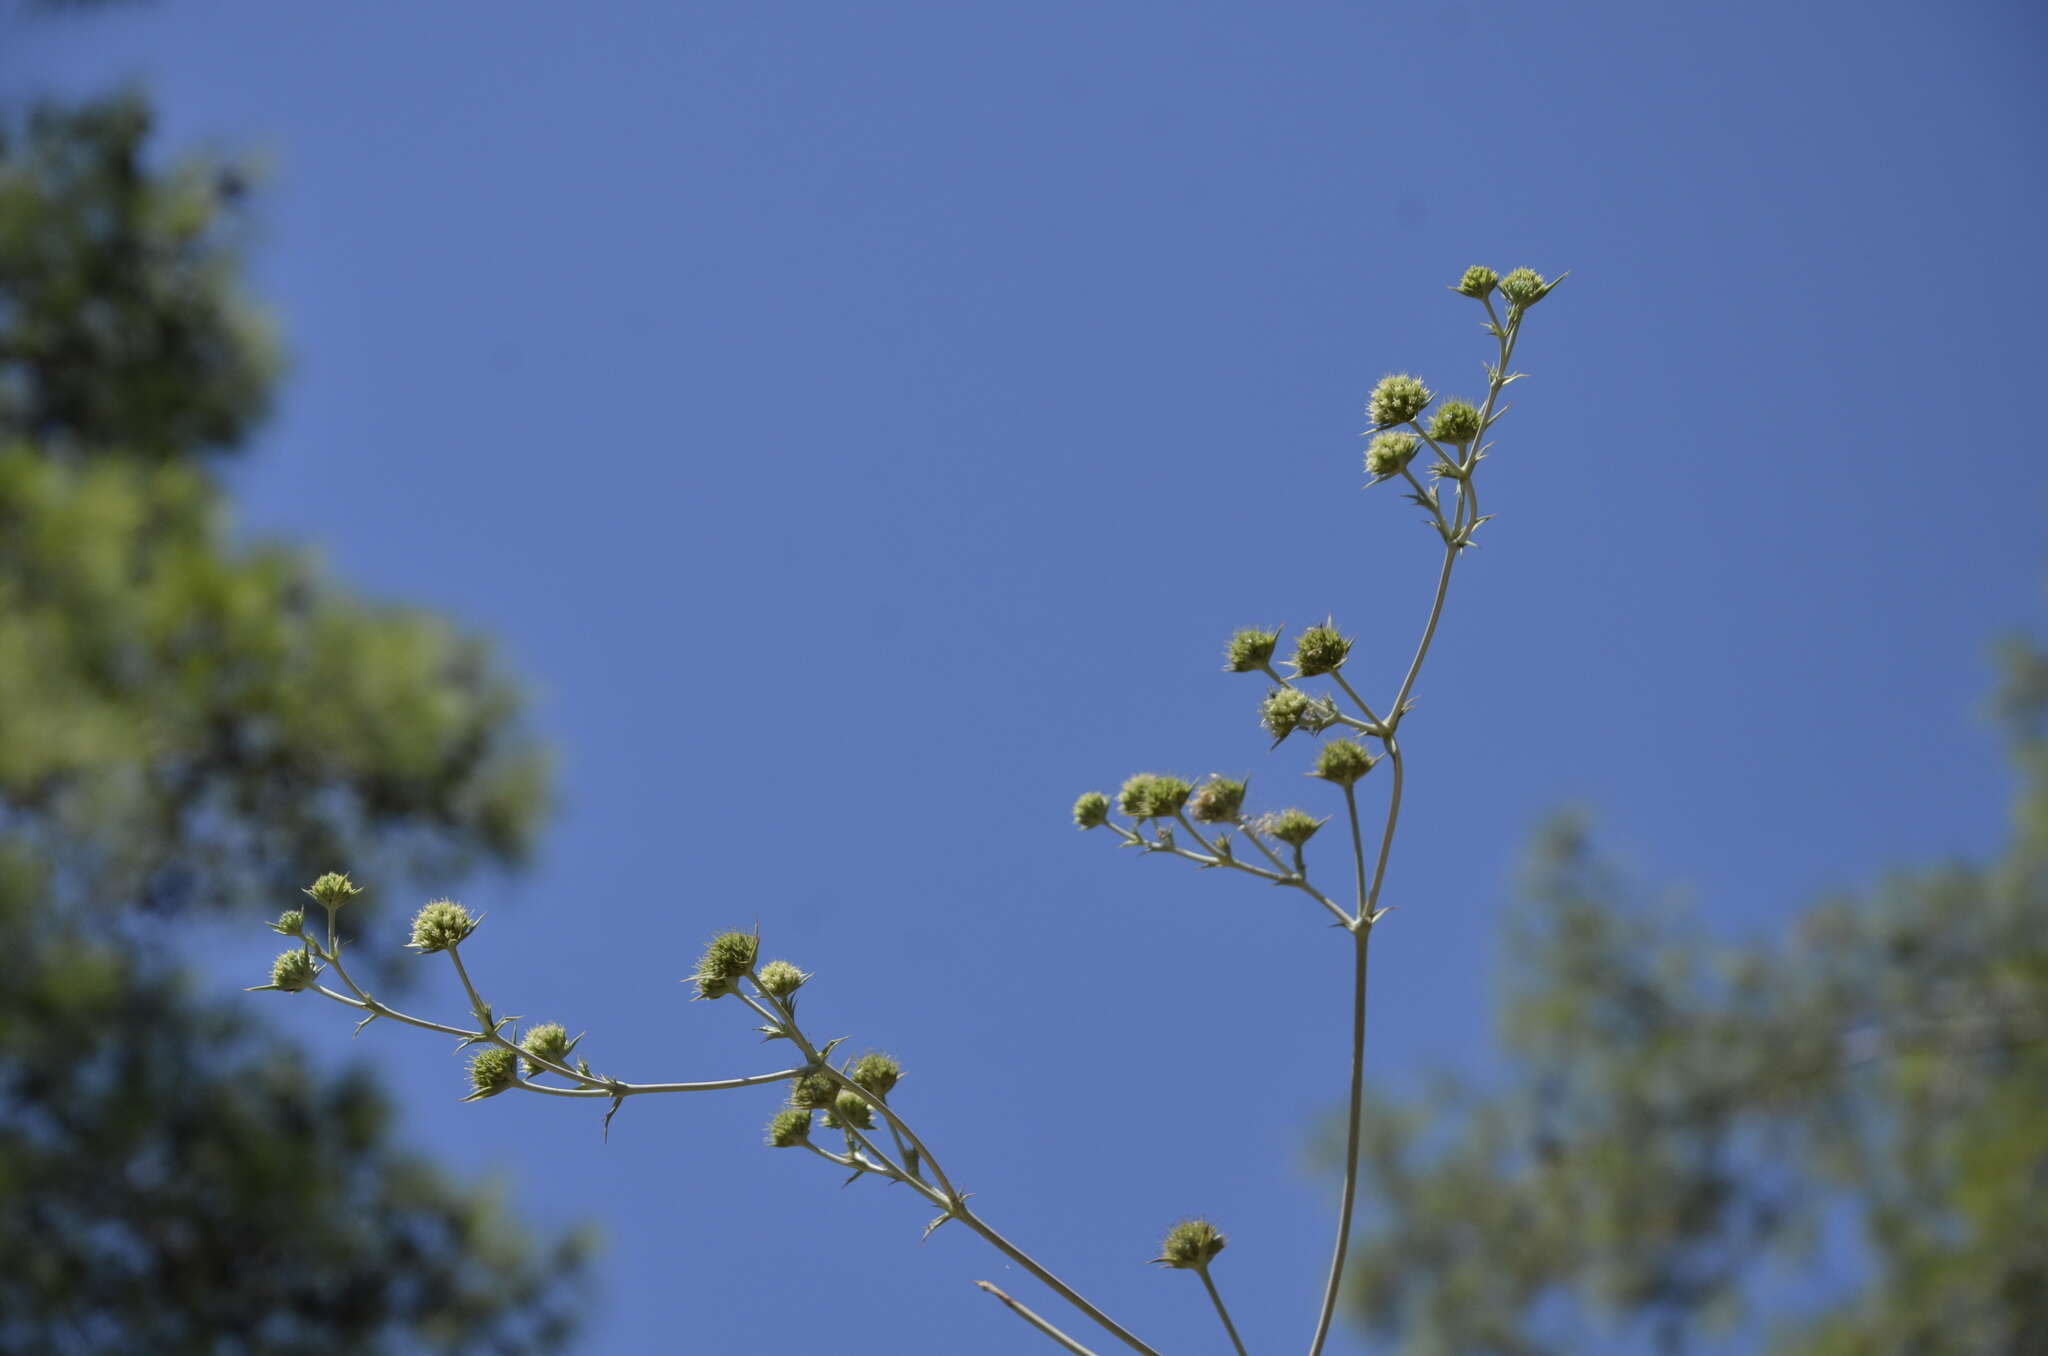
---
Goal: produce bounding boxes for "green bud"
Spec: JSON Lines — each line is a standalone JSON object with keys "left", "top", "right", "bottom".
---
{"left": 1223, "top": 627, "right": 1280, "bottom": 673}
{"left": 1290, "top": 624, "right": 1352, "bottom": 678}
{"left": 757, "top": 960, "right": 810, "bottom": 1000}
{"left": 1260, "top": 688, "right": 1312, "bottom": 743}
{"left": 467, "top": 1046, "right": 519, "bottom": 1100}
{"left": 268, "top": 949, "right": 320, "bottom": 993}
{"left": 1312, "top": 739, "right": 1378, "bottom": 787}
{"left": 408, "top": 899, "right": 478, "bottom": 954}
{"left": 1365, "top": 432, "right": 1420, "bottom": 479}
{"left": 1498, "top": 267, "right": 1547, "bottom": 307}
{"left": 823, "top": 1090, "right": 875, "bottom": 1131}
{"left": 304, "top": 871, "right": 363, "bottom": 909}
{"left": 1189, "top": 777, "right": 1247, "bottom": 824}
{"left": 1367, "top": 373, "right": 1433, "bottom": 427}
{"left": 1118, "top": 774, "right": 1192, "bottom": 821}
{"left": 697, "top": 930, "right": 759, "bottom": 980}
{"left": 271, "top": 909, "right": 305, "bottom": 936}
{"left": 520, "top": 1022, "right": 576, "bottom": 1076}
{"left": 849, "top": 1052, "right": 902, "bottom": 1099}
{"left": 766, "top": 1106, "right": 813, "bottom": 1148}
{"left": 1153, "top": 1218, "right": 1228, "bottom": 1270}
{"left": 790, "top": 1070, "right": 840, "bottom": 1110}
{"left": 1072, "top": 791, "right": 1111, "bottom": 830}
{"left": 1264, "top": 809, "right": 1326, "bottom": 848}
{"left": 1455, "top": 265, "right": 1498, "bottom": 298}
{"left": 1428, "top": 400, "right": 1482, "bottom": 446}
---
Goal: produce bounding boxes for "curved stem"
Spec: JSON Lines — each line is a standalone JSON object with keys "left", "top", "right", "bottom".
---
{"left": 1199, "top": 1266, "right": 1251, "bottom": 1356}
{"left": 1307, "top": 925, "right": 1372, "bottom": 1356}
{"left": 1343, "top": 784, "right": 1368, "bottom": 920}
{"left": 1363, "top": 741, "right": 1404, "bottom": 921}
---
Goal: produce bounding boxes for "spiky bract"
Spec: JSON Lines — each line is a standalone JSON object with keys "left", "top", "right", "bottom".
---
{"left": 1223, "top": 627, "right": 1280, "bottom": 673}
{"left": 1290, "top": 624, "right": 1353, "bottom": 678}
{"left": 1154, "top": 1218, "right": 1228, "bottom": 1270}
{"left": 269, "top": 949, "right": 319, "bottom": 993}
{"left": 1313, "top": 740, "right": 1377, "bottom": 787}
{"left": 1367, "top": 373, "right": 1433, "bottom": 427}
{"left": 468, "top": 1046, "right": 518, "bottom": 1099}
{"left": 409, "top": 899, "right": 477, "bottom": 954}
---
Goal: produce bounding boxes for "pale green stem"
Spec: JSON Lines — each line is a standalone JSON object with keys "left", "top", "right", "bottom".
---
{"left": 1198, "top": 1266, "right": 1251, "bottom": 1356}
{"left": 1329, "top": 672, "right": 1386, "bottom": 730}
{"left": 1342, "top": 784, "right": 1368, "bottom": 919}
{"left": 1306, "top": 925, "right": 1372, "bottom": 1356}
{"left": 954, "top": 1211, "right": 1165, "bottom": 1356}
{"left": 978, "top": 1282, "right": 1104, "bottom": 1356}
{"left": 1363, "top": 741, "right": 1404, "bottom": 920}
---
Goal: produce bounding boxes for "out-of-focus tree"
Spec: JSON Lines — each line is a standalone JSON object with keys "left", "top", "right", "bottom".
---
{"left": 1341, "top": 647, "right": 2048, "bottom": 1355}
{"left": 0, "top": 89, "right": 592, "bottom": 1353}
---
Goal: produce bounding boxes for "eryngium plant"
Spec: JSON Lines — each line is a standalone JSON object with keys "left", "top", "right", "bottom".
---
{"left": 257, "top": 265, "right": 1563, "bottom": 1355}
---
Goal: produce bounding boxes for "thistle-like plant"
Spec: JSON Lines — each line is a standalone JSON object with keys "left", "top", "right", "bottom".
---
{"left": 256, "top": 264, "right": 1561, "bottom": 1354}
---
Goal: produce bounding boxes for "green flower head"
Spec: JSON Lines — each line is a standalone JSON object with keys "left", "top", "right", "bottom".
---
{"left": 304, "top": 871, "right": 363, "bottom": 910}
{"left": 268, "top": 949, "right": 320, "bottom": 993}
{"left": 1189, "top": 776, "right": 1247, "bottom": 824}
{"left": 271, "top": 909, "right": 305, "bottom": 937}
{"left": 1223, "top": 627, "right": 1280, "bottom": 673}
{"left": 1290, "top": 624, "right": 1353, "bottom": 678}
{"left": 1264, "top": 808, "right": 1327, "bottom": 848}
{"left": 1367, "top": 373, "right": 1433, "bottom": 427}
{"left": 1118, "top": 774, "right": 1192, "bottom": 822}
{"left": 467, "top": 1046, "right": 519, "bottom": 1100}
{"left": 823, "top": 1090, "right": 875, "bottom": 1132}
{"left": 409, "top": 899, "right": 478, "bottom": 954}
{"left": 1365, "top": 432, "right": 1420, "bottom": 479}
{"left": 757, "top": 960, "right": 811, "bottom": 1000}
{"left": 1153, "top": 1218, "right": 1228, "bottom": 1270}
{"left": 520, "top": 1022, "right": 576, "bottom": 1076}
{"left": 850, "top": 1052, "right": 902, "bottom": 1099}
{"left": 693, "top": 930, "right": 759, "bottom": 999}
{"left": 790, "top": 1070, "right": 840, "bottom": 1110}
{"left": 1312, "top": 740, "right": 1378, "bottom": 787}
{"left": 1260, "top": 688, "right": 1313, "bottom": 744}
{"left": 1073, "top": 791, "right": 1111, "bottom": 830}
{"left": 1428, "top": 400, "right": 1482, "bottom": 446}
{"left": 1498, "top": 267, "right": 1547, "bottom": 307}
{"left": 1455, "top": 265, "right": 1499, "bottom": 298}
{"left": 766, "top": 1106, "right": 813, "bottom": 1148}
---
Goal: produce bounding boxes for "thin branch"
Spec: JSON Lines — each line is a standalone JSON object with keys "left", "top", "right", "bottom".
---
{"left": 1198, "top": 1267, "right": 1251, "bottom": 1356}
{"left": 978, "top": 1282, "right": 1104, "bottom": 1356}
{"left": 1307, "top": 925, "right": 1373, "bottom": 1356}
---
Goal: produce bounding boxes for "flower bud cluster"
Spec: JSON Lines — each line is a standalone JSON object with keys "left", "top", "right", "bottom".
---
{"left": 1260, "top": 688, "right": 1336, "bottom": 744}
{"left": 409, "top": 899, "right": 478, "bottom": 954}
{"left": 1153, "top": 1218, "right": 1228, "bottom": 1270}
{"left": 1455, "top": 265, "right": 1498, "bottom": 298}
{"left": 271, "top": 909, "right": 305, "bottom": 936}
{"left": 766, "top": 1106, "right": 813, "bottom": 1148}
{"left": 1223, "top": 627, "right": 1280, "bottom": 673}
{"left": 468, "top": 1046, "right": 518, "bottom": 1099}
{"left": 269, "top": 949, "right": 320, "bottom": 993}
{"left": 1117, "top": 774, "right": 1192, "bottom": 821}
{"left": 849, "top": 1052, "right": 902, "bottom": 1099}
{"left": 1312, "top": 740, "right": 1378, "bottom": 787}
{"left": 1428, "top": 400, "right": 1482, "bottom": 446}
{"left": 823, "top": 1090, "right": 875, "bottom": 1132}
{"left": 1290, "top": 624, "right": 1353, "bottom": 677}
{"left": 757, "top": 960, "right": 810, "bottom": 1000}
{"left": 1365, "top": 432, "right": 1419, "bottom": 479}
{"left": 1073, "top": 791, "right": 1111, "bottom": 830}
{"left": 1261, "top": 809, "right": 1326, "bottom": 848}
{"left": 520, "top": 1022, "right": 577, "bottom": 1076}
{"left": 1188, "top": 776, "right": 1247, "bottom": 824}
{"left": 1367, "top": 373, "right": 1433, "bottom": 427}
{"left": 692, "top": 929, "right": 759, "bottom": 1000}
{"left": 1498, "top": 267, "right": 1547, "bottom": 306}
{"left": 303, "top": 871, "right": 362, "bottom": 909}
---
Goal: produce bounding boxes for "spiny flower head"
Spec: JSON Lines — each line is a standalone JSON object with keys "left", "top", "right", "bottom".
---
{"left": 1118, "top": 774, "right": 1192, "bottom": 821}
{"left": 520, "top": 1022, "right": 576, "bottom": 1076}
{"left": 1189, "top": 777, "right": 1247, "bottom": 824}
{"left": 849, "top": 1052, "right": 902, "bottom": 1099}
{"left": 1428, "top": 400, "right": 1483, "bottom": 446}
{"left": 1264, "top": 808, "right": 1326, "bottom": 848}
{"left": 303, "top": 871, "right": 362, "bottom": 910}
{"left": 1368, "top": 373, "right": 1433, "bottom": 427}
{"left": 757, "top": 960, "right": 810, "bottom": 1000}
{"left": 1498, "top": 267, "right": 1547, "bottom": 307}
{"left": 693, "top": 930, "right": 759, "bottom": 999}
{"left": 823, "top": 1090, "right": 875, "bottom": 1131}
{"left": 409, "top": 899, "right": 478, "bottom": 954}
{"left": 268, "top": 949, "right": 319, "bottom": 993}
{"left": 1365, "top": 432, "right": 1420, "bottom": 479}
{"left": 1073, "top": 791, "right": 1111, "bottom": 830}
{"left": 1290, "top": 623, "right": 1353, "bottom": 678}
{"left": 467, "top": 1046, "right": 518, "bottom": 1100}
{"left": 790, "top": 1070, "right": 840, "bottom": 1110}
{"left": 1455, "top": 265, "right": 1499, "bottom": 298}
{"left": 766, "top": 1107, "right": 813, "bottom": 1148}
{"left": 271, "top": 909, "right": 305, "bottom": 936}
{"left": 1260, "top": 688, "right": 1314, "bottom": 744}
{"left": 1223, "top": 627, "right": 1280, "bottom": 673}
{"left": 1153, "top": 1218, "right": 1228, "bottom": 1270}
{"left": 1313, "top": 740, "right": 1378, "bottom": 787}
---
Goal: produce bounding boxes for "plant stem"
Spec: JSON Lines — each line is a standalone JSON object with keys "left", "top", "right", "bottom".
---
{"left": 1307, "top": 923, "right": 1372, "bottom": 1356}
{"left": 954, "top": 1209, "right": 1165, "bottom": 1356}
{"left": 1199, "top": 1266, "right": 1251, "bottom": 1356}
{"left": 978, "top": 1282, "right": 1104, "bottom": 1356}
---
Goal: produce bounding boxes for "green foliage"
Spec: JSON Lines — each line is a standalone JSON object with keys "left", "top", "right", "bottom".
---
{"left": 0, "top": 95, "right": 279, "bottom": 457}
{"left": 1339, "top": 646, "right": 2048, "bottom": 1355}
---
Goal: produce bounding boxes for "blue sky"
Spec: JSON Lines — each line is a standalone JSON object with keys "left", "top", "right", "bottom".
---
{"left": 9, "top": 1, "right": 2046, "bottom": 1351}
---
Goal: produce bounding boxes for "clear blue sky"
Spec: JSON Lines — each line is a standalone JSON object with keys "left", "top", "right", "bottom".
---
{"left": 10, "top": 1, "right": 2045, "bottom": 1351}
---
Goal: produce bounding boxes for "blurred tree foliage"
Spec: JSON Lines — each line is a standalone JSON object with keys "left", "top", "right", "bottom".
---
{"left": 0, "top": 90, "right": 590, "bottom": 1352}
{"left": 1344, "top": 649, "right": 2048, "bottom": 1355}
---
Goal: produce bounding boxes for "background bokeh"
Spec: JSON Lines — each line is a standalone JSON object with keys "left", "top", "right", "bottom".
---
{"left": 4, "top": 1, "right": 2043, "bottom": 1351}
